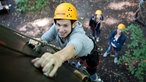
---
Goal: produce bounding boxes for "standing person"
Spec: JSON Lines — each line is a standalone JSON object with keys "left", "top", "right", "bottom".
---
{"left": 29, "top": 2, "right": 101, "bottom": 82}
{"left": 0, "top": 1, "right": 10, "bottom": 15}
{"left": 89, "top": 10, "right": 104, "bottom": 42}
{"left": 103, "top": 23, "right": 126, "bottom": 63}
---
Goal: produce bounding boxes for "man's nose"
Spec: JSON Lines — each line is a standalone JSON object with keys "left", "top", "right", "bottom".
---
{"left": 58, "top": 26, "right": 64, "bottom": 31}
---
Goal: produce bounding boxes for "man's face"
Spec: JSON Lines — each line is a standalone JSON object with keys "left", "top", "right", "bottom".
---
{"left": 56, "top": 19, "right": 72, "bottom": 38}
{"left": 95, "top": 14, "right": 101, "bottom": 21}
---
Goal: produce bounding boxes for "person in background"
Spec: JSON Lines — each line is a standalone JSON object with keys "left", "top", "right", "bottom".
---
{"left": 29, "top": 2, "right": 101, "bottom": 82}
{"left": 89, "top": 9, "right": 104, "bottom": 42}
{"left": 103, "top": 23, "right": 126, "bottom": 63}
{"left": 0, "top": 0, "right": 11, "bottom": 15}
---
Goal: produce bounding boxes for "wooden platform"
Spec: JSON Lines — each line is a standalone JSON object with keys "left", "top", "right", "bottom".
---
{"left": 0, "top": 25, "right": 81, "bottom": 82}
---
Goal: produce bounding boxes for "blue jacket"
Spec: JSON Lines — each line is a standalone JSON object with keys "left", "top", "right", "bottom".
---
{"left": 108, "top": 30, "right": 126, "bottom": 51}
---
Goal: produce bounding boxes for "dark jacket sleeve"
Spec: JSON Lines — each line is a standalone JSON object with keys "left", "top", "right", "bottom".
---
{"left": 89, "top": 16, "right": 92, "bottom": 26}
{"left": 89, "top": 16, "right": 95, "bottom": 27}
{"left": 100, "top": 15, "right": 104, "bottom": 21}
{"left": 108, "top": 30, "right": 116, "bottom": 43}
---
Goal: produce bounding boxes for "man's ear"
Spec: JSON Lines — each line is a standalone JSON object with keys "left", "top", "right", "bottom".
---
{"left": 72, "top": 21, "right": 77, "bottom": 28}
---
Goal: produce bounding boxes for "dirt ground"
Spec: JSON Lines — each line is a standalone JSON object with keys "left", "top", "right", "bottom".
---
{"left": 0, "top": 0, "right": 145, "bottom": 82}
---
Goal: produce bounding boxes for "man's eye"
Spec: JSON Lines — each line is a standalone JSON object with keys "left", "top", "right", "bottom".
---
{"left": 63, "top": 24, "right": 68, "bottom": 27}
{"left": 56, "top": 23, "right": 61, "bottom": 27}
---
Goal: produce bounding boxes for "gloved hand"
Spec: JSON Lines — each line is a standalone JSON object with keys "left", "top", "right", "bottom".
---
{"left": 33, "top": 43, "right": 42, "bottom": 52}
{"left": 31, "top": 52, "right": 63, "bottom": 77}
{"left": 28, "top": 38, "right": 48, "bottom": 52}
{"left": 33, "top": 40, "right": 48, "bottom": 52}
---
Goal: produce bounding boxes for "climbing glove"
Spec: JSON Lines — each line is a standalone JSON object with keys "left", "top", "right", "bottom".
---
{"left": 28, "top": 38, "right": 48, "bottom": 52}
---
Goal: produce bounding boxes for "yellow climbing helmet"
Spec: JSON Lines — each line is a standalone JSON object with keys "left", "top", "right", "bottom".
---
{"left": 118, "top": 23, "right": 126, "bottom": 29}
{"left": 54, "top": 3, "right": 78, "bottom": 20}
{"left": 95, "top": 10, "right": 102, "bottom": 15}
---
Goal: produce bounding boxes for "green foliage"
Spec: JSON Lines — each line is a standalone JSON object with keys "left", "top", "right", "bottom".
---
{"left": 119, "top": 24, "right": 146, "bottom": 82}
{"left": 16, "top": 0, "right": 48, "bottom": 12}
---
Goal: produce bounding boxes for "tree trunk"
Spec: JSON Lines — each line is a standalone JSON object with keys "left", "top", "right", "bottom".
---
{"left": 135, "top": 0, "right": 146, "bottom": 26}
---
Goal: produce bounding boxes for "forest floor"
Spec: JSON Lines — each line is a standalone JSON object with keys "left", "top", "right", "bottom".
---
{"left": 0, "top": 0, "right": 145, "bottom": 82}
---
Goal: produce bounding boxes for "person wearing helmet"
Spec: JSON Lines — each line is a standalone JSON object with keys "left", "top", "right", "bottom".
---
{"left": 29, "top": 2, "right": 101, "bottom": 82}
{"left": 103, "top": 23, "right": 126, "bottom": 63}
{"left": 89, "top": 9, "right": 104, "bottom": 42}
{"left": 0, "top": 1, "right": 10, "bottom": 15}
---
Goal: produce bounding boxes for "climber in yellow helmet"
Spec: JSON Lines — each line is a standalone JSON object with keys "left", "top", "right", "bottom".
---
{"left": 89, "top": 9, "right": 104, "bottom": 42}
{"left": 103, "top": 23, "right": 126, "bottom": 63}
{"left": 28, "top": 2, "right": 101, "bottom": 82}
{"left": 0, "top": 1, "right": 10, "bottom": 15}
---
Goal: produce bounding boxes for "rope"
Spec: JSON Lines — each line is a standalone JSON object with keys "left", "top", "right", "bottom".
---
{"left": 0, "top": 25, "right": 61, "bottom": 51}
